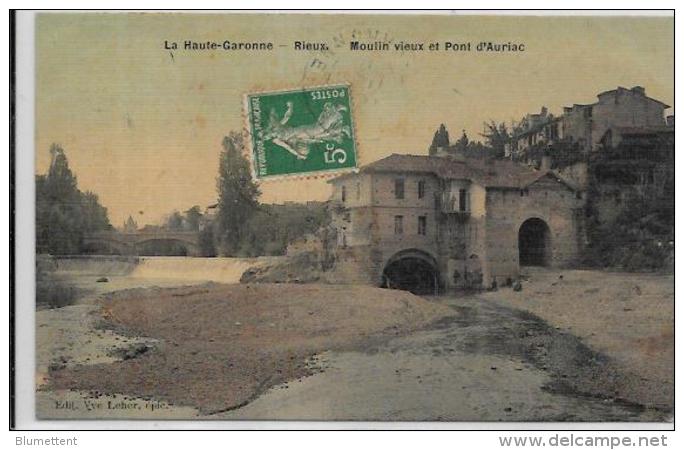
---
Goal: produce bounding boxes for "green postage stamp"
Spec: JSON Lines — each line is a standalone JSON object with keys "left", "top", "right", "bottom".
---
{"left": 245, "top": 84, "right": 358, "bottom": 179}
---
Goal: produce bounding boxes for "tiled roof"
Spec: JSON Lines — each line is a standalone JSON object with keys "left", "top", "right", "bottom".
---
{"left": 338, "top": 153, "right": 572, "bottom": 190}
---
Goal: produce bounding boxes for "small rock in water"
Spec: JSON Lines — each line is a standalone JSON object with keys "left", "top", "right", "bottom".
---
{"left": 96, "top": 277, "right": 109, "bottom": 283}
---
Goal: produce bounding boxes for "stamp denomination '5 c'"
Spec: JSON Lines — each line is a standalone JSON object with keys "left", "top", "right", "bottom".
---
{"left": 245, "top": 84, "right": 358, "bottom": 179}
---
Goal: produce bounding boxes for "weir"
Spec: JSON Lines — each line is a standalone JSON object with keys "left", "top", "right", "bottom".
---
{"left": 40, "top": 255, "right": 283, "bottom": 284}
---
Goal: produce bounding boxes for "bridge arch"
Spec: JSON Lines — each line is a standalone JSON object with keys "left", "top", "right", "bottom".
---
{"left": 81, "top": 240, "right": 127, "bottom": 256}
{"left": 82, "top": 231, "right": 200, "bottom": 256}
{"left": 134, "top": 238, "right": 198, "bottom": 256}
{"left": 381, "top": 248, "right": 440, "bottom": 295}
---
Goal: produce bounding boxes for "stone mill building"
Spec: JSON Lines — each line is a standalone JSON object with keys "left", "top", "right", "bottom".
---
{"left": 327, "top": 153, "right": 584, "bottom": 293}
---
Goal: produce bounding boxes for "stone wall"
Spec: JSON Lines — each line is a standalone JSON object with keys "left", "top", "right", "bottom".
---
{"left": 482, "top": 175, "right": 583, "bottom": 286}
{"left": 329, "top": 169, "right": 584, "bottom": 291}
{"left": 440, "top": 183, "right": 487, "bottom": 289}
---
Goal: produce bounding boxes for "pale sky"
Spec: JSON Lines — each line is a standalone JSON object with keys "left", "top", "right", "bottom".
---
{"left": 36, "top": 13, "right": 674, "bottom": 226}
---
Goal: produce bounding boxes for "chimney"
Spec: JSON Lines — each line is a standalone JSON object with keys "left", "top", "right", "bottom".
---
{"left": 631, "top": 86, "right": 645, "bottom": 96}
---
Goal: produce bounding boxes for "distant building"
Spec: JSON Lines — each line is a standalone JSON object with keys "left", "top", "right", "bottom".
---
{"left": 122, "top": 215, "right": 138, "bottom": 233}
{"left": 507, "top": 86, "right": 671, "bottom": 162}
{"left": 327, "top": 154, "right": 583, "bottom": 293}
{"left": 506, "top": 106, "right": 563, "bottom": 157}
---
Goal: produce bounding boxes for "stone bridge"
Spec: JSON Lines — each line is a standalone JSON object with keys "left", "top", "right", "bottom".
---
{"left": 82, "top": 231, "right": 201, "bottom": 256}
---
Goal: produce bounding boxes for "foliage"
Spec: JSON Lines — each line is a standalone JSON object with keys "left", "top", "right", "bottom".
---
{"left": 583, "top": 199, "right": 674, "bottom": 271}
{"left": 184, "top": 205, "right": 203, "bottom": 231}
{"left": 36, "top": 262, "right": 81, "bottom": 309}
{"left": 36, "top": 144, "right": 112, "bottom": 254}
{"left": 158, "top": 205, "right": 205, "bottom": 232}
{"left": 236, "top": 202, "right": 329, "bottom": 257}
{"left": 165, "top": 211, "right": 185, "bottom": 231}
{"left": 194, "top": 131, "right": 332, "bottom": 258}
{"left": 198, "top": 225, "right": 217, "bottom": 257}
{"left": 215, "top": 132, "right": 261, "bottom": 255}
{"left": 583, "top": 156, "right": 674, "bottom": 272}
{"left": 480, "top": 120, "right": 511, "bottom": 159}
{"left": 36, "top": 276, "right": 81, "bottom": 309}
{"left": 428, "top": 124, "right": 450, "bottom": 155}
{"left": 427, "top": 123, "right": 513, "bottom": 159}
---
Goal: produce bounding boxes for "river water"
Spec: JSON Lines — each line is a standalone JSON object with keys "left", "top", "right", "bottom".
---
{"left": 42, "top": 255, "right": 282, "bottom": 298}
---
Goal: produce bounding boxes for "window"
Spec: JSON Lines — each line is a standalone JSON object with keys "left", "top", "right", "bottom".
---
{"left": 341, "top": 185, "right": 346, "bottom": 202}
{"left": 395, "top": 178, "right": 405, "bottom": 199}
{"left": 459, "top": 189, "right": 468, "bottom": 212}
{"left": 418, "top": 216, "right": 427, "bottom": 235}
{"left": 418, "top": 180, "right": 425, "bottom": 199}
{"left": 394, "top": 215, "right": 403, "bottom": 235}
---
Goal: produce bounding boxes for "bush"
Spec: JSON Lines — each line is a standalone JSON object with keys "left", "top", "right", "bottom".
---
{"left": 36, "top": 270, "right": 81, "bottom": 309}
{"left": 583, "top": 197, "right": 674, "bottom": 272}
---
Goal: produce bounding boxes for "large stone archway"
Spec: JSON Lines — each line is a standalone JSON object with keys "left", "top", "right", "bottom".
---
{"left": 381, "top": 249, "right": 440, "bottom": 295}
{"left": 518, "top": 218, "right": 552, "bottom": 266}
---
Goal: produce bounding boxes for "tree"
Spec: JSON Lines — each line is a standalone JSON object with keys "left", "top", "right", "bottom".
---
{"left": 215, "top": 132, "right": 260, "bottom": 256}
{"left": 82, "top": 192, "right": 111, "bottom": 232}
{"left": 184, "top": 205, "right": 203, "bottom": 231}
{"left": 198, "top": 224, "right": 217, "bottom": 257}
{"left": 165, "top": 211, "right": 185, "bottom": 231}
{"left": 481, "top": 120, "right": 511, "bottom": 159}
{"left": 453, "top": 130, "right": 470, "bottom": 153}
{"left": 238, "top": 202, "right": 330, "bottom": 256}
{"left": 428, "top": 124, "right": 450, "bottom": 155}
{"left": 426, "top": 122, "right": 516, "bottom": 160}
{"left": 35, "top": 144, "right": 112, "bottom": 254}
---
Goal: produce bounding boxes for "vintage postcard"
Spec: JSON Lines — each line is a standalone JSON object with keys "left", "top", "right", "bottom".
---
{"left": 20, "top": 11, "right": 673, "bottom": 426}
